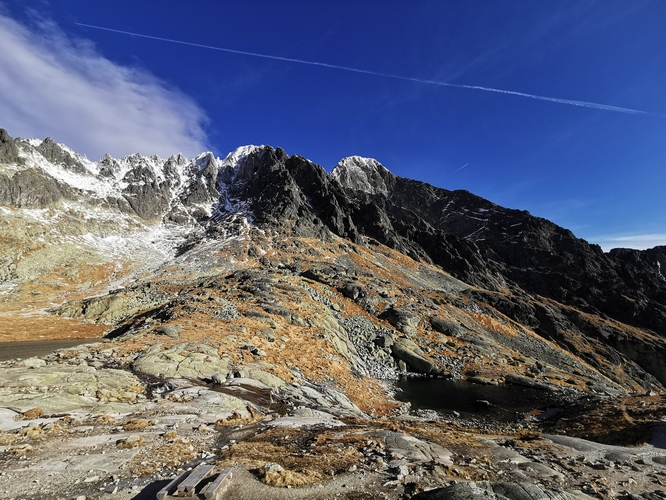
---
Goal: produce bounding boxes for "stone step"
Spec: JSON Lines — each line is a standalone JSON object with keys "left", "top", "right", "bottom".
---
{"left": 156, "top": 464, "right": 232, "bottom": 499}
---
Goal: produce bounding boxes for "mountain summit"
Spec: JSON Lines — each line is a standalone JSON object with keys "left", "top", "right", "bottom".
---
{"left": 3, "top": 128, "right": 666, "bottom": 497}
{"left": 1, "top": 128, "right": 666, "bottom": 387}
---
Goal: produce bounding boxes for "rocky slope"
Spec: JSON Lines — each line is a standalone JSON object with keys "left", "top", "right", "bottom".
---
{"left": 1, "top": 128, "right": 666, "bottom": 499}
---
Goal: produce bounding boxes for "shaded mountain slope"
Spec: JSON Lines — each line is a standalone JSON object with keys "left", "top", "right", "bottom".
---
{"left": 1, "top": 128, "right": 666, "bottom": 392}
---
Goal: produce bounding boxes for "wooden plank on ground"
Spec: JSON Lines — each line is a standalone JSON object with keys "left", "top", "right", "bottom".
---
{"left": 156, "top": 470, "right": 188, "bottom": 500}
{"left": 177, "top": 463, "right": 215, "bottom": 494}
{"left": 203, "top": 468, "right": 233, "bottom": 499}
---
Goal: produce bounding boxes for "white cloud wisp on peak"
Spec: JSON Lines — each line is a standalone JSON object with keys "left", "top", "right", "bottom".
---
{"left": 0, "top": 12, "right": 210, "bottom": 159}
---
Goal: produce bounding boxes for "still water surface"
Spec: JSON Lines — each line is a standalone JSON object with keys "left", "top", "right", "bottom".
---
{"left": 0, "top": 338, "right": 99, "bottom": 361}
{"left": 395, "top": 377, "right": 555, "bottom": 421}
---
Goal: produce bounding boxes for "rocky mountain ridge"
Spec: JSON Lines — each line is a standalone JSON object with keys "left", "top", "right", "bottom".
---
{"left": 4, "top": 129, "right": 666, "bottom": 498}
{"left": 2, "top": 128, "right": 666, "bottom": 388}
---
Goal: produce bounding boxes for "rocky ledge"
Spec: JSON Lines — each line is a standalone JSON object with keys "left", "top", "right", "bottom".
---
{"left": 2, "top": 339, "right": 666, "bottom": 500}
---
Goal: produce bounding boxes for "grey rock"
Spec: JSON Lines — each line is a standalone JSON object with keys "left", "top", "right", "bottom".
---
{"left": 263, "top": 462, "right": 284, "bottom": 474}
{"left": 259, "top": 328, "right": 276, "bottom": 342}
{"left": 392, "top": 339, "right": 444, "bottom": 376}
{"left": 379, "top": 307, "right": 420, "bottom": 336}
{"left": 505, "top": 374, "right": 553, "bottom": 391}
{"left": 133, "top": 343, "right": 232, "bottom": 379}
{"left": 154, "top": 325, "right": 182, "bottom": 339}
{"left": 338, "top": 282, "right": 366, "bottom": 300}
{"left": 413, "top": 481, "right": 594, "bottom": 500}
{"left": 380, "top": 430, "right": 453, "bottom": 465}
{"left": 168, "top": 386, "right": 249, "bottom": 421}
{"left": 0, "top": 128, "right": 19, "bottom": 164}
{"left": 430, "top": 317, "right": 465, "bottom": 337}
{"left": 267, "top": 409, "right": 344, "bottom": 429}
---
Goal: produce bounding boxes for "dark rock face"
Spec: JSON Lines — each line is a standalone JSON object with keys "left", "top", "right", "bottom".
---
{"left": 36, "top": 137, "right": 88, "bottom": 174}
{"left": 0, "top": 129, "right": 19, "bottom": 164}
{"left": 121, "top": 158, "right": 173, "bottom": 220}
{"left": 0, "top": 168, "right": 71, "bottom": 207}
{"left": 3, "top": 130, "right": 666, "bottom": 384}
{"left": 0, "top": 132, "right": 75, "bottom": 207}
{"left": 330, "top": 158, "right": 666, "bottom": 337}
{"left": 205, "top": 149, "right": 666, "bottom": 383}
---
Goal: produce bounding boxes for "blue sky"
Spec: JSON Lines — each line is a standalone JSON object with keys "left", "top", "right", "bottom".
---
{"left": 1, "top": 1, "right": 665, "bottom": 250}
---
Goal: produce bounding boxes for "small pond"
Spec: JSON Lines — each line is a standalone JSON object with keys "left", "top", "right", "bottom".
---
{"left": 394, "top": 377, "right": 557, "bottom": 421}
{"left": 0, "top": 338, "right": 100, "bottom": 361}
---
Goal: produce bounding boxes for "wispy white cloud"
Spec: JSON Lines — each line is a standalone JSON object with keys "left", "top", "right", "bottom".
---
{"left": 593, "top": 233, "right": 666, "bottom": 252}
{"left": 0, "top": 11, "right": 209, "bottom": 159}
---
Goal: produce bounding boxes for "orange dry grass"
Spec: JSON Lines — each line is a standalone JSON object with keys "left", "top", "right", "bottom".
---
{"left": 553, "top": 394, "right": 666, "bottom": 446}
{"left": 0, "top": 313, "right": 107, "bottom": 342}
{"left": 216, "top": 427, "right": 366, "bottom": 486}
{"left": 112, "top": 312, "right": 398, "bottom": 416}
{"left": 129, "top": 437, "right": 199, "bottom": 476}
{"left": 469, "top": 312, "right": 521, "bottom": 337}
{"left": 0, "top": 261, "right": 125, "bottom": 342}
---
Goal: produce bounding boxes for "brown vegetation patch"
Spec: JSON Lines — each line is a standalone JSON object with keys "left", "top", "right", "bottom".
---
{"left": 551, "top": 394, "right": 666, "bottom": 446}
{"left": 215, "top": 406, "right": 262, "bottom": 428}
{"left": 21, "top": 408, "right": 44, "bottom": 420}
{"left": 95, "top": 415, "right": 117, "bottom": 426}
{"left": 0, "top": 432, "right": 18, "bottom": 446}
{"left": 9, "top": 444, "right": 33, "bottom": 455}
{"left": 469, "top": 312, "right": 521, "bottom": 338}
{"left": 18, "top": 425, "right": 45, "bottom": 440}
{"left": 122, "top": 419, "right": 154, "bottom": 431}
{"left": 0, "top": 313, "right": 106, "bottom": 342}
{"left": 117, "top": 436, "right": 145, "bottom": 449}
{"left": 216, "top": 426, "right": 366, "bottom": 487}
{"left": 129, "top": 437, "right": 198, "bottom": 476}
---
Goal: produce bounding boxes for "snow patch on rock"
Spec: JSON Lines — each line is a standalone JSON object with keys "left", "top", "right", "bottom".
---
{"left": 331, "top": 156, "right": 393, "bottom": 197}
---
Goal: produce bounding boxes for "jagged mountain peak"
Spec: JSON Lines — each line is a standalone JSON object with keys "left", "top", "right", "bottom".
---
{"left": 336, "top": 155, "right": 389, "bottom": 172}
{"left": 220, "top": 144, "right": 267, "bottom": 170}
{"left": 1, "top": 128, "right": 666, "bottom": 343}
{"left": 331, "top": 155, "right": 395, "bottom": 197}
{"left": 5, "top": 135, "right": 666, "bottom": 497}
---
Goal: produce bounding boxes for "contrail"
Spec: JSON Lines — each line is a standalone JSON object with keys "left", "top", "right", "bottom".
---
{"left": 75, "top": 22, "right": 656, "bottom": 117}
{"left": 454, "top": 163, "right": 469, "bottom": 173}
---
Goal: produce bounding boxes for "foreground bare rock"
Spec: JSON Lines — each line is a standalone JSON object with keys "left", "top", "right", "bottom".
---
{"left": 2, "top": 336, "right": 666, "bottom": 499}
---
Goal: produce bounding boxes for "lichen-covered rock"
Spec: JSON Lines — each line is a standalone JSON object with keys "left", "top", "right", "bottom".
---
{"left": 0, "top": 365, "right": 144, "bottom": 413}
{"left": 248, "top": 369, "right": 286, "bottom": 388}
{"left": 153, "top": 325, "right": 182, "bottom": 339}
{"left": 133, "top": 343, "right": 232, "bottom": 379}
{"left": 53, "top": 285, "right": 168, "bottom": 325}
{"left": 379, "top": 430, "right": 453, "bottom": 465}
